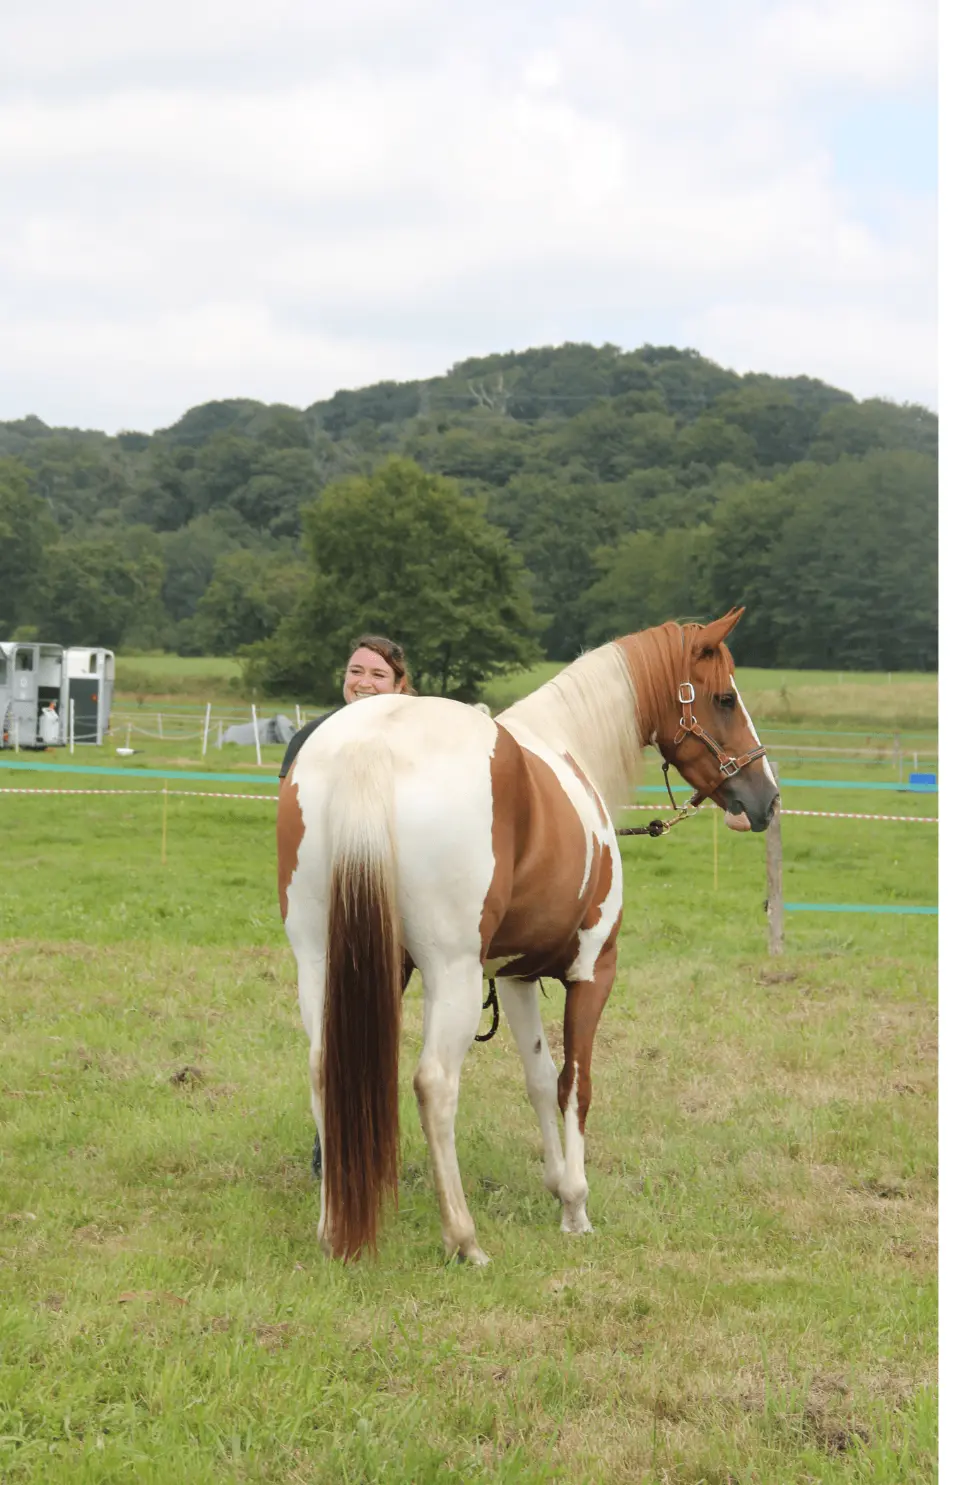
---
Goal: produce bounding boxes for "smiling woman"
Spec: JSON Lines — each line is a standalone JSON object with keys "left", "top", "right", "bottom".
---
{"left": 278, "top": 633, "right": 413, "bottom": 783}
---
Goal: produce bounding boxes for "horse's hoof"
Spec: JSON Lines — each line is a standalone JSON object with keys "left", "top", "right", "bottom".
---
{"left": 451, "top": 1241, "right": 490, "bottom": 1266}
{"left": 561, "top": 1211, "right": 594, "bottom": 1236}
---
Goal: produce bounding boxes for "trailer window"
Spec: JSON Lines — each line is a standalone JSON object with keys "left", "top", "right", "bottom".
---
{"left": 15, "top": 651, "right": 34, "bottom": 671}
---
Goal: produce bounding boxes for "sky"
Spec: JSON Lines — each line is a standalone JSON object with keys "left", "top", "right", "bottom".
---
{"left": 0, "top": 0, "right": 937, "bottom": 434}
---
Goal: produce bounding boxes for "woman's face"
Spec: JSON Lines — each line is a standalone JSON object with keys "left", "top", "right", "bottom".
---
{"left": 343, "top": 646, "right": 402, "bottom": 703}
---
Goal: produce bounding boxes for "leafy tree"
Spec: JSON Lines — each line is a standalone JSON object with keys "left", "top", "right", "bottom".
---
{"left": 0, "top": 459, "right": 58, "bottom": 633}
{"left": 244, "top": 458, "right": 540, "bottom": 701}
{"left": 712, "top": 387, "right": 820, "bottom": 467}
{"left": 708, "top": 453, "right": 937, "bottom": 669}
{"left": 762, "top": 452, "right": 937, "bottom": 670}
{"left": 583, "top": 525, "right": 714, "bottom": 643}
{"left": 30, "top": 539, "right": 164, "bottom": 648}
{"left": 159, "top": 509, "right": 256, "bottom": 624}
{"left": 674, "top": 416, "right": 757, "bottom": 471}
{"left": 191, "top": 549, "right": 310, "bottom": 655}
{"left": 809, "top": 400, "right": 937, "bottom": 463}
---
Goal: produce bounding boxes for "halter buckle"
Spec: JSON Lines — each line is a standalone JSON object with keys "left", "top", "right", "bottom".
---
{"left": 677, "top": 682, "right": 695, "bottom": 706}
{"left": 720, "top": 757, "right": 742, "bottom": 778}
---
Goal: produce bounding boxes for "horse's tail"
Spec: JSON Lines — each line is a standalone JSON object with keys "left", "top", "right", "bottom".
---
{"left": 323, "top": 736, "right": 402, "bottom": 1260}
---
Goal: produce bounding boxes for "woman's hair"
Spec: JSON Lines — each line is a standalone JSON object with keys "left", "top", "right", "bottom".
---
{"left": 349, "top": 634, "right": 415, "bottom": 694}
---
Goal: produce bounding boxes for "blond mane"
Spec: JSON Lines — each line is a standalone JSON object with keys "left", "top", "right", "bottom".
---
{"left": 498, "top": 622, "right": 736, "bottom": 816}
{"left": 498, "top": 642, "right": 641, "bottom": 817}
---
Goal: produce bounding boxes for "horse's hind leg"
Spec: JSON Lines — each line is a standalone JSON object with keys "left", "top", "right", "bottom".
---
{"left": 558, "top": 948, "right": 616, "bottom": 1236}
{"left": 497, "top": 977, "right": 565, "bottom": 1200}
{"left": 295, "top": 949, "right": 330, "bottom": 1252}
{"left": 413, "top": 957, "right": 488, "bottom": 1265}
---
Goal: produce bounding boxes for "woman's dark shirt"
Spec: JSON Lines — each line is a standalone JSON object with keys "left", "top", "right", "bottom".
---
{"left": 278, "top": 708, "right": 343, "bottom": 779}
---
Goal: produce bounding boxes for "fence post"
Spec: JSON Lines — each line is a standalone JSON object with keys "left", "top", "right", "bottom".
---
{"left": 251, "top": 705, "right": 262, "bottom": 767}
{"left": 295, "top": 704, "right": 302, "bottom": 731}
{"left": 69, "top": 698, "right": 75, "bottom": 755}
{"left": 766, "top": 763, "right": 783, "bottom": 956}
{"left": 201, "top": 702, "right": 212, "bottom": 758}
{"left": 157, "top": 712, "right": 163, "bottom": 740}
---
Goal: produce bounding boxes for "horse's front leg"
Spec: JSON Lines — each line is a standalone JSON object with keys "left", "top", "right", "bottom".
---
{"left": 558, "top": 944, "right": 617, "bottom": 1235}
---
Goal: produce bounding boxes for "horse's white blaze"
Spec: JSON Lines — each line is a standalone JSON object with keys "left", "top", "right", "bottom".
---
{"left": 731, "top": 676, "right": 777, "bottom": 789}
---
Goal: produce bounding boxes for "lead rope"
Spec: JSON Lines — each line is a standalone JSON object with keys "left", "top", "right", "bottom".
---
{"left": 474, "top": 979, "right": 500, "bottom": 1042}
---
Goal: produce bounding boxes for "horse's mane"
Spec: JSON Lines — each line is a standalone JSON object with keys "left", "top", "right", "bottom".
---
{"left": 498, "top": 622, "right": 735, "bottom": 817}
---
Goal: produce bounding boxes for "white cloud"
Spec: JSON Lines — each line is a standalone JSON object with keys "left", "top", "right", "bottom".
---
{"left": 0, "top": 0, "right": 936, "bottom": 430}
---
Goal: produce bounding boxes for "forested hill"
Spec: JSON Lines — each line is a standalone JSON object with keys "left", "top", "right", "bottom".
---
{"left": 0, "top": 342, "right": 938, "bottom": 681}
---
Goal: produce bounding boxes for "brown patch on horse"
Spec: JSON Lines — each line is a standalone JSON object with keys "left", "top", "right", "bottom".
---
{"left": 562, "top": 752, "right": 609, "bottom": 827}
{"left": 276, "top": 762, "right": 306, "bottom": 922}
{"left": 481, "top": 731, "right": 613, "bottom": 981}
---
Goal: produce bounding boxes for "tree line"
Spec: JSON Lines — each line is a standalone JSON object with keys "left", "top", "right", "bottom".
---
{"left": 0, "top": 342, "right": 937, "bottom": 699}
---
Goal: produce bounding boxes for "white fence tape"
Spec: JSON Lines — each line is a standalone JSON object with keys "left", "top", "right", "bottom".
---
{"left": 0, "top": 787, "right": 938, "bottom": 823}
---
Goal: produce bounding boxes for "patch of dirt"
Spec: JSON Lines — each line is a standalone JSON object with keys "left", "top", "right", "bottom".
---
{"left": 755, "top": 970, "right": 799, "bottom": 986}
{"left": 803, "top": 1404, "right": 870, "bottom": 1455}
{"left": 169, "top": 1065, "right": 204, "bottom": 1086}
{"left": 255, "top": 1322, "right": 298, "bottom": 1350}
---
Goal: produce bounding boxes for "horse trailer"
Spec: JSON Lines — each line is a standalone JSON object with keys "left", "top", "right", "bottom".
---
{"left": 0, "top": 642, "right": 115, "bottom": 748}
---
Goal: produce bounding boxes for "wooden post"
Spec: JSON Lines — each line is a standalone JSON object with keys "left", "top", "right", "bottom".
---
{"left": 201, "top": 702, "right": 212, "bottom": 758}
{"left": 217, "top": 720, "right": 223, "bottom": 749}
{"left": 251, "top": 705, "right": 262, "bottom": 767}
{"left": 69, "top": 698, "right": 75, "bottom": 755}
{"left": 295, "top": 704, "right": 302, "bottom": 731}
{"left": 13, "top": 717, "right": 19, "bottom": 753}
{"left": 766, "top": 764, "right": 783, "bottom": 956}
{"left": 894, "top": 733, "right": 902, "bottom": 783}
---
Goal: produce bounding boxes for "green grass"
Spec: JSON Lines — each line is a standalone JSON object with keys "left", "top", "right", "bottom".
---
{"left": 112, "top": 653, "right": 937, "bottom": 737}
{"left": 115, "top": 655, "right": 243, "bottom": 702}
{"left": 0, "top": 770, "right": 937, "bottom": 1482}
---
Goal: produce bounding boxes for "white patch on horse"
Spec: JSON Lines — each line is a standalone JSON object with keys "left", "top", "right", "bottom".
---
{"left": 731, "top": 676, "right": 776, "bottom": 788}
{"left": 559, "top": 1063, "right": 592, "bottom": 1235}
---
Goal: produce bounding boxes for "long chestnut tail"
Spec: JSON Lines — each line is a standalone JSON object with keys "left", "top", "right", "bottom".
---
{"left": 322, "top": 739, "right": 401, "bottom": 1260}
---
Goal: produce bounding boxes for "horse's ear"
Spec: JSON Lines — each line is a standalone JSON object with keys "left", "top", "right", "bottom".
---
{"left": 693, "top": 607, "right": 745, "bottom": 657}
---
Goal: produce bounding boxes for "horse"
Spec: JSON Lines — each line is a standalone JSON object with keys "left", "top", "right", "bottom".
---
{"left": 276, "top": 608, "right": 778, "bottom": 1263}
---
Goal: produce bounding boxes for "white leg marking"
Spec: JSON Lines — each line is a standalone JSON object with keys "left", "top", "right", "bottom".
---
{"left": 294, "top": 953, "right": 330, "bottom": 1253}
{"left": 497, "top": 979, "right": 565, "bottom": 1198}
{"left": 414, "top": 958, "right": 490, "bottom": 1265}
{"left": 558, "top": 1063, "right": 593, "bottom": 1235}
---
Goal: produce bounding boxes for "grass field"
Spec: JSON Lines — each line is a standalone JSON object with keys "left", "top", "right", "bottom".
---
{"left": 0, "top": 748, "right": 937, "bottom": 1482}
{"left": 112, "top": 653, "right": 937, "bottom": 736}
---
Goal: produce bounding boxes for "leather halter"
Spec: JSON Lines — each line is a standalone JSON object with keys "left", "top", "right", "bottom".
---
{"left": 618, "top": 679, "right": 767, "bottom": 839}
{"left": 669, "top": 680, "right": 767, "bottom": 807}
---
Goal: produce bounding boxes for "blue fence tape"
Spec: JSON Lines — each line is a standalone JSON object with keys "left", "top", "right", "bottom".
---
{"left": 785, "top": 903, "right": 937, "bottom": 916}
{"left": 0, "top": 757, "right": 942, "bottom": 794}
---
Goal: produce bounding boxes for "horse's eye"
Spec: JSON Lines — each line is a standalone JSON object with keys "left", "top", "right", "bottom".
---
{"left": 716, "top": 692, "right": 736, "bottom": 710}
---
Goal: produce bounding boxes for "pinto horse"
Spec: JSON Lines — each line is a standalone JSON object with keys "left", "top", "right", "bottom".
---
{"left": 277, "top": 609, "right": 778, "bottom": 1263}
